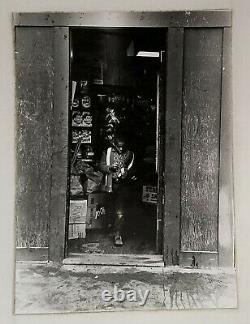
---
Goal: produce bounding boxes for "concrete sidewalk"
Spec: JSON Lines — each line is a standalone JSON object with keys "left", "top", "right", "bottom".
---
{"left": 15, "top": 262, "right": 237, "bottom": 314}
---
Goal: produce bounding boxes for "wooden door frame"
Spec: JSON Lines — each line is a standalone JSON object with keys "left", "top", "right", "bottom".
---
{"left": 164, "top": 26, "right": 233, "bottom": 268}
{"left": 13, "top": 11, "right": 233, "bottom": 266}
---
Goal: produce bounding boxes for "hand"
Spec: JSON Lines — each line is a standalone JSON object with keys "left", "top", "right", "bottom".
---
{"left": 121, "top": 169, "right": 128, "bottom": 179}
{"left": 109, "top": 165, "right": 119, "bottom": 172}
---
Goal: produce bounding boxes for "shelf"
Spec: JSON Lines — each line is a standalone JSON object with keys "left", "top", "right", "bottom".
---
{"left": 70, "top": 195, "right": 86, "bottom": 200}
{"left": 72, "top": 125, "right": 92, "bottom": 128}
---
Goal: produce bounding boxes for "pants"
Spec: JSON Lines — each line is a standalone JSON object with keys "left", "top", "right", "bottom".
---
{"left": 109, "top": 182, "right": 131, "bottom": 234}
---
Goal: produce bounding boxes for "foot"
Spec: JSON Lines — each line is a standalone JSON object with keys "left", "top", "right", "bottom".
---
{"left": 114, "top": 234, "right": 123, "bottom": 247}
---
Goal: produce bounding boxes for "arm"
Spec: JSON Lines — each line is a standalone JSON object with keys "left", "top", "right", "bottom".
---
{"left": 98, "top": 150, "right": 110, "bottom": 174}
{"left": 122, "top": 151, "right": 137, "bottom": 180}
{"left": 98, "top": 148, "right": 119, "bottom": 174}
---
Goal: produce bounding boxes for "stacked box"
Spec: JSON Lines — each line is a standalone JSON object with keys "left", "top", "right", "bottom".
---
{"left": 86, "top": 192, "right": 107, "bottom": 229}
{"left": 68, "top": 223, "right": 86, "bottom": 239}
{"left": 68, "top": 199, "right": 87, "bottom": 239}
{"left": 69, "top": 199, "right": 87, "bottom": 223}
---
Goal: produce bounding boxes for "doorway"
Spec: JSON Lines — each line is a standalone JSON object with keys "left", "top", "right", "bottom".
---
{"left": 14, "top": 12, "right": 233, "bottom": 266}
{"left": 67, "top": 28, "right": 166, "bottom": 257}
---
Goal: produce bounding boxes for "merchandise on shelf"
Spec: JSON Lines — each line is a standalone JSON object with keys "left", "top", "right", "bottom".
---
{"left": 72, "top": 129, "right": 92, "bottom": 143}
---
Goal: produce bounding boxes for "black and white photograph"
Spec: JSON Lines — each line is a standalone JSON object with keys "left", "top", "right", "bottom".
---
{"left": 12, "top": 10, "right": 237, "bottom": 315}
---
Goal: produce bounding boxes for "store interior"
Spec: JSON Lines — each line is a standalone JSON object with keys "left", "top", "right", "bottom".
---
{"left": 67, "top": 28, "right": 165, "bottom": 255}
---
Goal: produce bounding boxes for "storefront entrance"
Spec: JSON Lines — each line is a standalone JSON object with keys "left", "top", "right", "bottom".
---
{"left": 67, "top": 28, "right": 165, "bottom": 259}
{"left": 14, "top": 12, "right": 234, "bottom": 267}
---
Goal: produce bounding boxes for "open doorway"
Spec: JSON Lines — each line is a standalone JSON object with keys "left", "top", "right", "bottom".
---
{"left": 67, "top": 28, "right": 165, "bottom": 257}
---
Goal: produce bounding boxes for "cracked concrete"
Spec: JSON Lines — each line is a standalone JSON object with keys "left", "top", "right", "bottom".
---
{"left": 15, "top": 262, "right": 237, "bottom": 314}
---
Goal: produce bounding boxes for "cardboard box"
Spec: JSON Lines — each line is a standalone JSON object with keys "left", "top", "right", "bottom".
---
{"left": 68, "top": 223, "right": 86, "bottom": 239}
{"left": 69, "top": 199, "right": 87, "bottom": 223}
{"left": 86, "top": 192, "right": 107, "bottom": 229}
{"left": 142, "top": 185, "right": 157, "bottom": 204}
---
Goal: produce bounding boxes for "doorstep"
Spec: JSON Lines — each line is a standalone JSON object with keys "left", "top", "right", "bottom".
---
{"left": 63, "top": 253, "right": 164, "bottom": 267}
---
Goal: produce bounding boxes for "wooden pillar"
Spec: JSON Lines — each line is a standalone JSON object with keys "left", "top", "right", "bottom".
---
{"left": 218, "top": 27, "right": 234, "bottom": 267}
{"left": 48, "top": 27, "right": 69, "bottom": 261}
{"left": 15, "top": 27, "right": 54, "bottom": 261}
{"left": 163, "top": 28, "right": 184, "bottom": 265}
{"left": 179, "top": 28, "right": 223, "bottom": 267}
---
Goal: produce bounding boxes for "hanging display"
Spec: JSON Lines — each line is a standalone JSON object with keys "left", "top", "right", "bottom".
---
{"left": 72, "top": 111, "right": 93, "bottom": 127}
{"left": 72, "top": 129, "right": 92, "bottom": 143}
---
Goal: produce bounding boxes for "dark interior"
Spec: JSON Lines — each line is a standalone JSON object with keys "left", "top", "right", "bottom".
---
{"left": 67, "top": 28, "right": 165, "bottom": 255}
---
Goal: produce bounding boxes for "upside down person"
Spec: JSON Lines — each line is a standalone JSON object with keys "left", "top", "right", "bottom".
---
{"left": 99, "top": 135, "right": 137, "bottom": 246}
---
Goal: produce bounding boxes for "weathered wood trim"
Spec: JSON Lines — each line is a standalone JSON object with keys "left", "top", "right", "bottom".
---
{"left": 164, "top": 28, "right": 184, "bottom": 265}
{"left": 64, "top": 253, "right": 164, "bottom": 267}
{"left": 218, "top": 27, "right": 234, "bottom": 268}
{"left": 13, "top": 11, "right": 231, "bottom": 28}
{"left": 156, "top": 49, "right": 166, "bottom": 254}
{"left": 16, "top": 247, "right": 48, "bottom": 262}
{"left": 48, "top": 27, "right": 69, "bottom": 261}
{"left": 15, "top": 27, "right": 54, "bottom": 251}
{"left": 180, "top": 28, "right": 223, "bottom": 253}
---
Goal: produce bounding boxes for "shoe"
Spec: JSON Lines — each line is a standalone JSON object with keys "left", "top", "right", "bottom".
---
{"left": 114, "top": 234, "right": 123, "bottom": 247}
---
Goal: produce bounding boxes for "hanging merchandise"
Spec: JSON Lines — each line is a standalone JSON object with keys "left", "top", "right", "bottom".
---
{"left": 81, "top": 95, "right": 91, "bottom": 109}
{"left": 72, "top": 111, "right": 83, "bottom": 126}
{"left": 71, "top": 81, "right": 79, "bottom": 109}
{"left": 72, "top": 129, "right": 92, "bottom": 143}
{"left": 104, "top": 107, "right": 120, "bottom": 144}
{"left": 82, "top": 145, "right": 95, "bottom": 160}
{"left": 79, "top": 80, "right": 89, "bottom": 95}
{"left": 82, "top": 112, "right": 93, "bottom": 127}
{"left": 72, "top": 111, "right": 92, "bottom": 127}
{"left": 72, "top": 98, "right": 80, "bottom": 108}
{"left": 74, "top": 80, "right": 91, "bottom": 109}
{"left": 105, "top": 107, "right": 120, "bottom": 125}
{"left": 81, "top": 130, "right": 92, "bottom": 143}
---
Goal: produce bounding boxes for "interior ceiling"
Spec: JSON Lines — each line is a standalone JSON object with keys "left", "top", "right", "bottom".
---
{"left": 72, "top": 28, "right": 165, "bottom": 58}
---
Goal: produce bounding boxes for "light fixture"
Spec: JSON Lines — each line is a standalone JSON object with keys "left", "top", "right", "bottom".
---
{"left": 136, "top": 51, "right": 160, "bottom": 58}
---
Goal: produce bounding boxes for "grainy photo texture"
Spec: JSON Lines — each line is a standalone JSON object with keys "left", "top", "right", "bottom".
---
{"left": 14, "top": 11, "right": 237, "bottom": 314}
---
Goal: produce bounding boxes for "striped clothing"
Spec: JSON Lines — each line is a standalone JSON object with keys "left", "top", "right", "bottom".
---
{"left": 100, "top": 147, "right": 134, "bottom": 192}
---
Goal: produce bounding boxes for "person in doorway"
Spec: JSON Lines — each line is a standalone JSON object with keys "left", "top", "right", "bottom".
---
{"left": 99, "top": 135, "right": 136, "bottom": 246}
